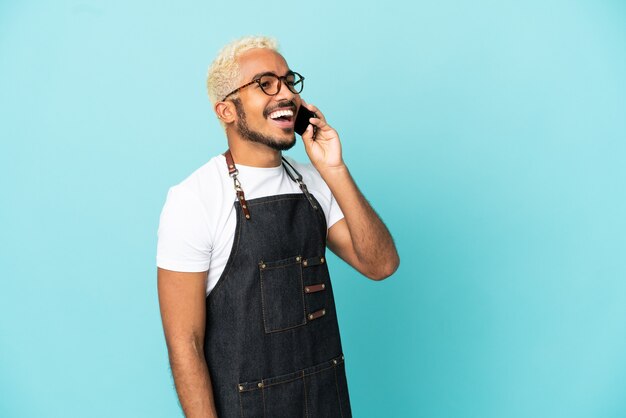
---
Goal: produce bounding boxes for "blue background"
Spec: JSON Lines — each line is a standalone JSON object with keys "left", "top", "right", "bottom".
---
{"left": 1, "top": 0, "right": 625, "bottom": 417}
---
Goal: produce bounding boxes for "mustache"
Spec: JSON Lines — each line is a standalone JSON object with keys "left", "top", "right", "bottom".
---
{"left": 264, "top": 100, "right": 297, "bottom": 118}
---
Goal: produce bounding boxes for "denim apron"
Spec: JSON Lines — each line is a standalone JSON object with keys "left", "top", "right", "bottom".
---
{"left": 203, "top": 150, "right": 352, "bottom": 418}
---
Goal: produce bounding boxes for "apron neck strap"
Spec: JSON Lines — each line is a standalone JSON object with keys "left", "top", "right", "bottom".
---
{"left": 281, "top": 157, "right": 319, "bottom": 211}
{"left": 223, "top": 150, "right": 319, "bottom": 219}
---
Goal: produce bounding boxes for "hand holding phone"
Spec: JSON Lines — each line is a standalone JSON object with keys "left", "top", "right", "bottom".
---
{"left": 294, "top": 105, "right": 317, "bottom": 138}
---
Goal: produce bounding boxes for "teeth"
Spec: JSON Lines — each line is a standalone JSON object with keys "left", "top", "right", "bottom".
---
{"left": 269, "top": 109, "right": 294, "bottom": 119}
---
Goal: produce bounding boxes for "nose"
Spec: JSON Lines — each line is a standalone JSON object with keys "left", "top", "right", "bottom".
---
{"left": 274, "top": 79, "right": 297, "bottom": 101}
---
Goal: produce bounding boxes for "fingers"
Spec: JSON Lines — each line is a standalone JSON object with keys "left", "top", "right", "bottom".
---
{"left": 300, "top": 100, "right": 326, "bottom": 122}
{"left": 300, "top": 100, "right": 334, "bottom": 141}
{"left": 308, "top": 116, "right": 327, "bottom": 130}
{"left": 301, "top": 123, "right": 316, "bottom": 145}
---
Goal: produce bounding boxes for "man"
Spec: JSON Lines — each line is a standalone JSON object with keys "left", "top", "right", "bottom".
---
{"left": 157, "top": 36, "right": 399, "bottom": 418}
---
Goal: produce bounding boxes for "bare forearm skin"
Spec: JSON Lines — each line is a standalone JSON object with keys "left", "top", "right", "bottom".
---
{"left": 167, "top": 340, "right": 218, "bottom": 418}
{"left": 158, "top": 268, "right": 218, "bottom": 417}
{"left": 320, "top": 164, "right": 400, "bottom": 280}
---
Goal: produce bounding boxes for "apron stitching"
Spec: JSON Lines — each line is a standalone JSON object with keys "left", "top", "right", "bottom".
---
{"left": 259, "top": 265, "right": 268, "bottom": 333}
{"left": 261, "top": 384, "right": 266, "bottom": 418}
{"left": 206, "top": 205, "right": 244, "bottom": 298}
{"left": 263, "top": 321, "right": 307, "bottom": 334}
{"left": 259, "top": 257, "right": 307, "bottom": 334}
{"left": 261, "top": 261, "right": 300, "bottom": 270}
{"left": 334, "top": 364, "right": 345, "bottom": 418}
{"left": 302, "top": 370, "right": 309, "bottom": 418}
{"left": 299, "top": 263, "right": 307, "bottom": 327}
{"left": 247, "top": 196, "right": 307, "bottom": 206}
{"left": 238, "top": 388, "right": 245, "bottom": 418}
{"left": 247, "top": 195, "right": 327, "bottom": 240}
{"left": 237, "top": 357, "right": 344, "bottom": 390}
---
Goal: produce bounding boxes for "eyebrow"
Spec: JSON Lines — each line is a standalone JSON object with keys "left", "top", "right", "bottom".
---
{"left": 250, "top": 70, "right": 293, "bottom": 81}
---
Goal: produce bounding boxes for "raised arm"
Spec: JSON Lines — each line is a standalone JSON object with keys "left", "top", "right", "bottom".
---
{"left": 300, "top": 103, "right": 400, "bottom": 280}
{"left": 157, "top": 268, "right": 218, "bottom": 417}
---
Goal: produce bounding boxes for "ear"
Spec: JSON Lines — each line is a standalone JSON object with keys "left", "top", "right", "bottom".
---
{"left": 215, "top": 101, "right": 236, "bottom": 124}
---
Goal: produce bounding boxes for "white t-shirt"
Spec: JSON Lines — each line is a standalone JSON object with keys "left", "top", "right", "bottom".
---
{"left": 156, "top": 154, "right": 344, "bottom": 295}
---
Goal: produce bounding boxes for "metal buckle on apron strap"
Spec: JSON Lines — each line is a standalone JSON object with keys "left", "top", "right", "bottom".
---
{"left": 223, "top": 149, "right": 319, "bottom": 220}
{"left": 224, "top": 150, "right": 251, "bottom": 220}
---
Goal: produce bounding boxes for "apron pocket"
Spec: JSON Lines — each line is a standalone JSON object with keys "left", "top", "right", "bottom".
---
{"left": 259, "top": 255, "right": 306, "bottom": 333}
{"left": 239, "top": 370, "right": 306, "bottom": 418}
{"left": 238, "top": 355, "right": 348, "bottom": 418}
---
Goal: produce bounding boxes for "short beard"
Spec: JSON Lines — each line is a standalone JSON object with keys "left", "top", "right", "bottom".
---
{"left": 232, "top": 98, "right": 296, "bottom": 152}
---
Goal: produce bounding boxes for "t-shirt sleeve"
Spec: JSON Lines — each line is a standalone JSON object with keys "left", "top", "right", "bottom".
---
{"left": 327, "top": 191, "right": 344, "bottom": 229}
{"left": 156, "top": 185, "right": 212, "bottom": 272}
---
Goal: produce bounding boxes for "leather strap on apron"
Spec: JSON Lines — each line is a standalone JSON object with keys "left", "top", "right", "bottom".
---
{"left": 223, "top": 149, "right": 251, "bottom": 220}
{"left": 224, "top": 149, "right": 319, "bottom": 219}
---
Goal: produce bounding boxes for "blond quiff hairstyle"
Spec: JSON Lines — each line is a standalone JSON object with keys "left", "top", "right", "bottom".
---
{"left": 206, "top": 36, "right": 279, "bottom": 105}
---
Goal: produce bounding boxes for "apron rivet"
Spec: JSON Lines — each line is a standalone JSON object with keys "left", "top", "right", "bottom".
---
{"left": 305, "top": 287, "right": 310, "bottom": 293}
{"left": 238, "top": 385, "right": 244, "bottom": 391}
{"left": 303, "top": 260, "right": 308, "bottom": 266}
{"left": 333, "top": 359, "right": 337, "bottom": 365}
{"left": 321, "top": 284, "right": 325, "bottom": 289}
{"left": 296, "top": 256, "right": 301, "bottom": 262}
{"left": 260, "top": 264, "right": 266, "bottom": 269}
{"left": 245, "top": 215, "right": 250, "bottom": 219}
{"left": 257, "top": 382, "right": 264, "bottom": 388}
{"left": 308, "top": 314, "right": 313, "bottom": 320}
{"left": 320, "top": 257, "right": 325, "bottom": 263}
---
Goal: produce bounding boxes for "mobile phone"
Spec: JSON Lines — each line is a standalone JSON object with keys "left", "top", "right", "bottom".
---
{"left": 294, "top": 105, "right": 317, "bottom": 137}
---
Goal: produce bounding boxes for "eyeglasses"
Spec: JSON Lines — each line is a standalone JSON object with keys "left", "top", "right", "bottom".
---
{"left": 222, "top": 71, "right": 304, "bottom": 101}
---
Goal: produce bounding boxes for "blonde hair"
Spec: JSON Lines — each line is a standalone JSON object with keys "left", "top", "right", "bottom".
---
{"left": 206, "top": 36, "right": 279, "bottom": 105}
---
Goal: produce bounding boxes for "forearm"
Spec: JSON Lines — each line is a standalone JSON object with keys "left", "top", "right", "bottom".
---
{"left": 168, "top": 342, "right": 218, "bottom": 418}
{"left": 299, "top": 102, "right": 399, "bottom": 278}
{"left": 320, "top": 164, "right": 399, "bottom": 279}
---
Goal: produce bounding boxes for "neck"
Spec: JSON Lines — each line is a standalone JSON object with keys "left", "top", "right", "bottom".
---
{"left": 226, "top": 131, "right": 283, "bottom": 168}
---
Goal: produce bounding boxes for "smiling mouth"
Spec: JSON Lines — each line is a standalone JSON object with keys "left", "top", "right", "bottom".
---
{"left": 268, "top": 108, "right": 294, "bottom": 121}
{"left": 268, "top": 108, "right": 295, "bottom": 129}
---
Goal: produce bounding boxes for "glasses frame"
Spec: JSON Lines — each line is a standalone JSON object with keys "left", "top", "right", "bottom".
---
{"left": 221, "top": 71, "right": 304, "bottom": 101}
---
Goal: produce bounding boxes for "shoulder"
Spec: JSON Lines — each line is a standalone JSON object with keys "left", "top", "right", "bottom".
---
{"left": 172, "top": 155, "right": 226, "bottom": 194}
{"left": 157, "top": 154, "right": 231, "bottom": 255}
{"left": 159, "top": 155, "right": 235, "bottom": 232}
{"left": 165, "top": 155, "right": 229, "bottom": 205}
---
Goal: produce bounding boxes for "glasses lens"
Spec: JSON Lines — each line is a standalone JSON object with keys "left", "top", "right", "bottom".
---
{"left": 285, "top": 72, "right": 304, "bottom": 94}
{"left": 258, "top": 74, "right": 280, "bottom": 95}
